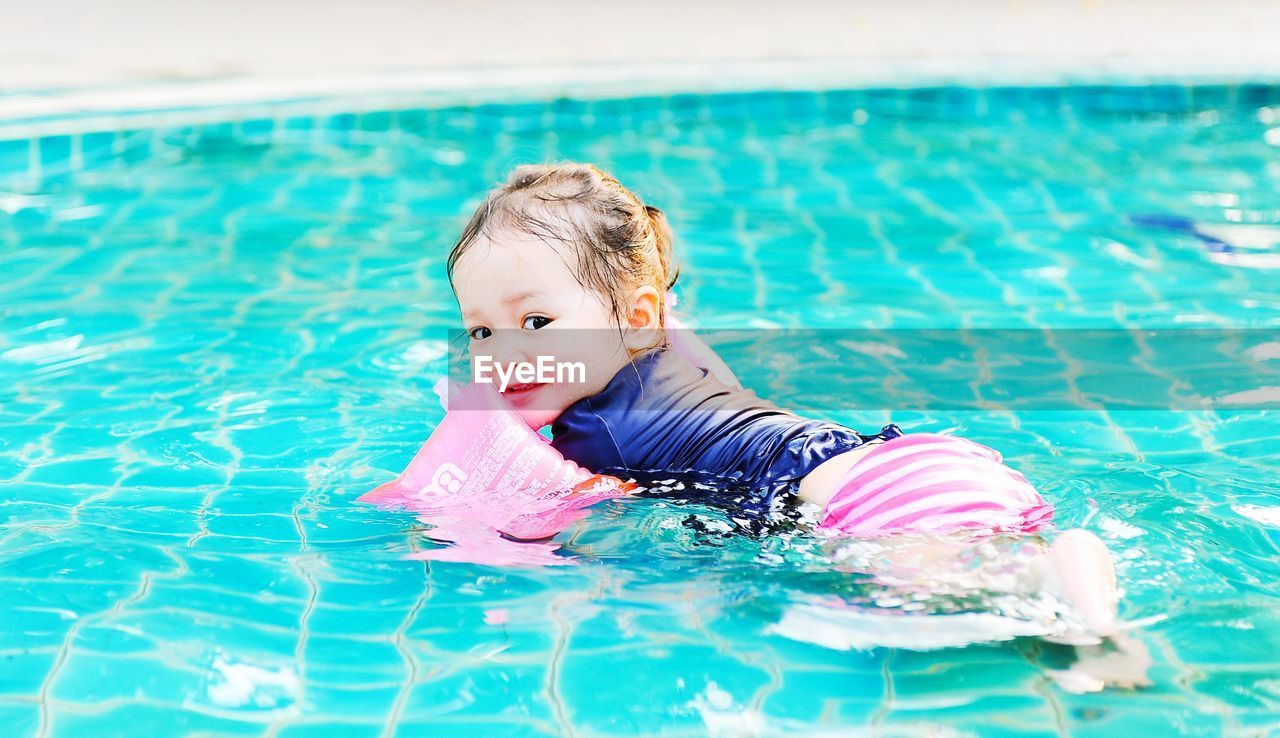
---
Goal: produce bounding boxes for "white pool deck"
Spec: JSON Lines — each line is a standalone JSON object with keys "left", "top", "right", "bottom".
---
{"left": 2, "top": 0, "right": 1280, "bottom": 129}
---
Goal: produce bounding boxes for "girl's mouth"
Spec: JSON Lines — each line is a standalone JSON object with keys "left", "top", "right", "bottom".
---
{"left": 502, "top": 382, "right": 544, "bottom": 398}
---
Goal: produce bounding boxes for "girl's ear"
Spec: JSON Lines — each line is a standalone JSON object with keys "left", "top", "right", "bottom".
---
{"left": 626, "top": 285, "right": 662, "bottom": 329}
{"left": 622, "top": 285, "right": 662, "bottom": 351}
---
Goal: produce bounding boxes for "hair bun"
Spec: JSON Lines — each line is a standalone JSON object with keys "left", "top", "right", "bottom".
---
{"left": 644, "top": 205, "right": 680, "bottom": 289}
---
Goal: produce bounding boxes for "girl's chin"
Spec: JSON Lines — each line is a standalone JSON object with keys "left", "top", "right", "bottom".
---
{"left": 514, "top": 408, "right": 559, "bottom": 431}
{"left": 506, "top": 387, "right": 582, "bottom": 431}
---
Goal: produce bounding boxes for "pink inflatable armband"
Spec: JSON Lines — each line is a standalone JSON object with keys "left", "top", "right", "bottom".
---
{"left": 664, "top": 292, "right": 742, "bottom": 389}
{"left": 359, "top": 381, "right": 634, "bottom": 546}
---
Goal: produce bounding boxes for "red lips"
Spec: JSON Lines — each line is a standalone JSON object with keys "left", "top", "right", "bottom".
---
{"left": 502, "top": 382, "right": 543, "bottom": 397}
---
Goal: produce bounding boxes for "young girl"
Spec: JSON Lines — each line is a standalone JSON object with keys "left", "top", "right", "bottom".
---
{"left": 446, "top": 161, "right": 1122, "bottom": 638}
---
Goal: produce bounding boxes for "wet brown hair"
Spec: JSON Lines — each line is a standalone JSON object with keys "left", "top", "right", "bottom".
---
{"left": 446, "top": 162, "right": 679, "bottom": 327}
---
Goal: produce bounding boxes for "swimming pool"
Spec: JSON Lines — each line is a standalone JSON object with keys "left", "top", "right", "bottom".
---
{"left": 2, "top": 84, "right": 1279, "bottom": 736}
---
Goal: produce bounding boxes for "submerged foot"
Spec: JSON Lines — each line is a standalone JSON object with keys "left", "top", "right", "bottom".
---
{"left": 1047, "top": 631, "right": 1155, "bottom": 693}
{"left": 1035, "top": 528, "right": 1119, "bottom": 638}
{"left": 1028, "top": 530, "right": 1154, "bottom": 691}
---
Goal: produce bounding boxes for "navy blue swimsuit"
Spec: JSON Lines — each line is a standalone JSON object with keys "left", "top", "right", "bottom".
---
{"left": 550, "top": 347, "right": 902, "bottom": 511}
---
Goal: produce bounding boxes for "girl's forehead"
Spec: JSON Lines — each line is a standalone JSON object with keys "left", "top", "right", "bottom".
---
{"left": 453, "top": 232, "right": 582, "bottom": 299}
{"left": 457, "top": 230, "right": 567, "bottom": 271}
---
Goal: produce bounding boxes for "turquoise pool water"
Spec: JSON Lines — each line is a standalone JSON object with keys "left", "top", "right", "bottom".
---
{"left": 2, "top": 85, "right": 1280, "bottom": 736}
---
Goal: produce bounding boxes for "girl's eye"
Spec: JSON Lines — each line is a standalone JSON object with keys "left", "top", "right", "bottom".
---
{"left": 522, "top": 315, "right": 552, "bottom": 330}
{"left": 468, "top": 326, "right": 492, "bottom": 340}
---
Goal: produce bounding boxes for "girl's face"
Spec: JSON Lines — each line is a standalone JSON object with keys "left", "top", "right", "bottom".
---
{"left": 452, "top": 230, "right": 657, "bottom": 429}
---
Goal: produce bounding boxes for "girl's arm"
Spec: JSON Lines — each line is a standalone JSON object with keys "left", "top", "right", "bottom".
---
{"left": 795, "top": 443, "right": 882, "bottom": 508}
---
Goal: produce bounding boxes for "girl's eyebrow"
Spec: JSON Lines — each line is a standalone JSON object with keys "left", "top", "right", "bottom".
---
{"left": 502, "top": 290, "right": 544, "bottom": 305}
{"left": 461, "top": 290, "right": 543, "bottom": 321}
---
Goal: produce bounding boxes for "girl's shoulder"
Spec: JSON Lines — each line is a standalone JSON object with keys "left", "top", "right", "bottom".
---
{"left": 550, "top": 347, "right": 807, "bottom": 466}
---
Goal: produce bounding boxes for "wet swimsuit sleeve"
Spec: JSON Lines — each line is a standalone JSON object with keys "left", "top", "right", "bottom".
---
{"left": 550, "top": 348, "right": 901, "bottom": 506}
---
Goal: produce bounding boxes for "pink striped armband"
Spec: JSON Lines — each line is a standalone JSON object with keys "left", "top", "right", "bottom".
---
{"left": 818, "top": 433, "right": 1054, "bottom": 537}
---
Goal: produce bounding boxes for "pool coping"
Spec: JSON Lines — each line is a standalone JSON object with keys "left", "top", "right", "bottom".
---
{"left": 4, "top": 57, "right": 1280, "bottom": 142}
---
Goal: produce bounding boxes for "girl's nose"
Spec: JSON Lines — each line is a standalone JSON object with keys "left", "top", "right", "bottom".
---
{"left": 475, "top": 330, "right": 537, "bottom": 368}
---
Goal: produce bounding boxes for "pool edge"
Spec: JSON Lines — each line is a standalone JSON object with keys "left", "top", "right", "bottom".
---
{"left": 4, "top": 57, "right": 1280, "bottom": 141}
